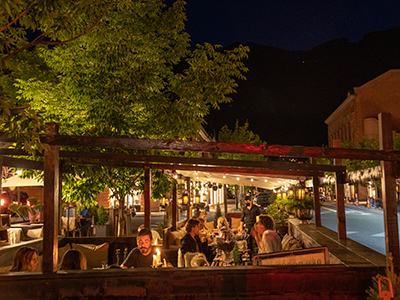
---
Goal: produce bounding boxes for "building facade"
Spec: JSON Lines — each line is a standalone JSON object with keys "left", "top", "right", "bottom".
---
{"left": 325, "top": 69, "right": 400, "bottom": 146}
{"left": 325, "top": 69, "right": 400, "bottom": 202}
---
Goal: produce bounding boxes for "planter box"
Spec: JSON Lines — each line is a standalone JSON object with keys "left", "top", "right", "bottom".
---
{"left": 94, "top": 225, "right": 110, "bottom": 237}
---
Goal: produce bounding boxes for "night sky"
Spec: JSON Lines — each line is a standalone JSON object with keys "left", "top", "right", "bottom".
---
{"left": 183, "top": 1, "right": 400, "bottom": 146}
{"left": 185, "top": 1, "right": 400, "bottom": 50}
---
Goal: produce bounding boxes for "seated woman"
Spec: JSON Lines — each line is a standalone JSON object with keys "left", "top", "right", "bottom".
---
{"left": 253, "top": 214, "right": 282, "bottom": 254}
{"left": 59, "top": 249, "right": 87, "bottom": 270}
{"left": 10, "top": 246, "right": 39, "bottom": 272}
{"left": 217, "top": 216, "right": 230, "bottom": 231}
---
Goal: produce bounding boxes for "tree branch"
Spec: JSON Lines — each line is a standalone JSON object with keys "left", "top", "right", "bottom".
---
{"left": 38, "top": 0, "right": 114, "bottom": 46}
{"left": 3, "top": 32, "right": 46, "bottom": 61}
{"left": 0, "top": 7, "right": 29, "bottom": 33}
{"left": 2, "top": 0, "right": 114, "bottom": 62}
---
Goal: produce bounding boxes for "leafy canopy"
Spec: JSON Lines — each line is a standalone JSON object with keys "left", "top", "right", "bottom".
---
{"left": 0, "top": 1, "right": 250, "bottom": 218}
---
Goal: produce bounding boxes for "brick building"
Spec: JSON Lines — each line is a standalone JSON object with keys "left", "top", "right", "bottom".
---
{"left": 325, "top": 69, "right": 400, "bottom": 146}
{"left": 325, "top": 69, "right": 400, "bottom": 202}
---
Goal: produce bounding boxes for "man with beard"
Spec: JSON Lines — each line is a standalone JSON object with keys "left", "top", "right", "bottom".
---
{"left": 238, "top": 195, "right": 260, "bottom": 254}
{"left": 121, "top": 228, "right": 172, "bottom": 268}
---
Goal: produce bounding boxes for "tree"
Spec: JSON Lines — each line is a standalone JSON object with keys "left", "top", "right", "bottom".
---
{"left": 0, "top": 0, "right": 114, "bottom": 67}
{"left": 1, "top": 0, "right": 249, "bottom": 235}
{"left": 218, "top": 119, "right": 265, "bottom": 160}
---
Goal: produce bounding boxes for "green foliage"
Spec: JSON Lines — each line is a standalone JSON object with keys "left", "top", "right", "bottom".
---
{"left": 217, "top": 120, "right": 267, "bottom": 161}
{"left": 156, "top": 219, "right": 169, "bottom": 238}
{"left": 265, "top": 203, "right": 289, "bottom": 228}
{"left": 366, "top": 255, "right": 400, "bottom": 299}
{"left": 215, "top": 204, "right": 222, "bottom": 222}
{"left": 0, "top": 0, "right": 113, "bottom": 66}
{"left": 342, "top": 139, "right": 380, "bottom": 172}
{"left": 1, "top": 0, "right": 249, "bottom": 231}
{"left": 94, "top": 206, "right": 109, "bottom": 226}
{"left": 292, "top": 195, "right": 314, "bottom": 210}
{"left": 273, "top": 194, "right": 314, "bottom": 211}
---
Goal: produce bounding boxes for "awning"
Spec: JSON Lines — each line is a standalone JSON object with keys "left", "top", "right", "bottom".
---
{"left": 177, "top": 170, "right": 301, "bottom": 190}
{"left": 1, "top": 174, "right": 43, "bottom": 187}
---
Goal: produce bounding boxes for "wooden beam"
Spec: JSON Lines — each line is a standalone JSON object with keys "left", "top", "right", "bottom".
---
{"left": 33, "top": 134, "right": 400, "bottom": 161}
{"left": 63, "top": 159, "right": 324, "bottom": 178}
{"left": 144, "top": 167, "right": 151, "bottom": 229}
{"left": 379, "top": 113, "right": 400, "bottom": 271}
{"left": 42, "top": 123, "right": 59, "bottom": 274}
{"left": 2, "top": 156, "right": 43, "bottom": 170}
{"left": 58, "top": 151, "right": 345, "bottom": 173}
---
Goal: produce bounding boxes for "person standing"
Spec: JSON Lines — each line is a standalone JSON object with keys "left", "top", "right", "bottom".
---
{"left": 238, "top": 196, "right": 260, "bottom": 254}
{"left": 121, "top": 228, "right": 172, "bottom": 268}
{"left": 238, "top": 196, "right": 260, "bottom": 233}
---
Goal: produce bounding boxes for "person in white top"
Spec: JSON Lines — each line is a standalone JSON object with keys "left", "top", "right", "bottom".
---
{"left": 253, "top": 214, "right": 282, "bottom": 254}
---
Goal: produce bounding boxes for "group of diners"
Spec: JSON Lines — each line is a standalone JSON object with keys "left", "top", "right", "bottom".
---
{"left": 9, "top": 246, "right": 87, "bottom": 272}
{"left": 8, "top": 195, "right": 282, "bottom": 272}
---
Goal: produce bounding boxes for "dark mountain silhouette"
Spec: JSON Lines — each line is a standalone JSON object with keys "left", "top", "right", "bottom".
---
{"left": 204, "top": 27, "right": 400, "bottom": 146}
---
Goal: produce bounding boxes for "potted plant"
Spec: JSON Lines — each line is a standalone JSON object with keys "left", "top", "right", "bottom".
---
{"left": 8, "top": 203, "right": 30, "bottom": 221}
{"left": 264, "top": 203, "right": 289, "bottom": 237}
{"left": 93, "top": 206, "right": 109, "bottom": 236}
{"left": 27, "top": 197, "right": 42, "bottom": 223}
{"left": 292, "top": 195, "right": 314, "bottom": 224}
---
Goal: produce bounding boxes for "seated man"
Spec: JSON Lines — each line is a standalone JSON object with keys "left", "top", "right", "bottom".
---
{"left": 121, "top": 228, "right": 172, "bottom": 268}
{"left": 180, "top": 218, "right": 209, "bottom": 257}
{"left": 137, "top": 224, "right": 161, "bottom": 245}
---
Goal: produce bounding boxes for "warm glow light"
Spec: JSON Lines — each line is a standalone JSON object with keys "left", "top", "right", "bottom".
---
{"left": 264, "top": 179, "right": 268, "bottom": 182}
{"left": 236, "top": 177, "right": 239, "bottom": 180}
{"left": 27, "top": 200, "right": 31, "bottom": 206}
{"left": 297, "top": 189, "right": 306, "bottom": 200}
{"left": 223, "top": 175, "right": 226, "bottom": 178}
{"left": 183, "top": 193, "right": 189, "bottom": 205}
{"left": 250, "top": 178, "right": 253, "bottom": 182}
{"left": 0, "top": 199, "right": 4, "bottom": 207}
{"left": 288, "top": 190, "right": 294, "bottom": 198}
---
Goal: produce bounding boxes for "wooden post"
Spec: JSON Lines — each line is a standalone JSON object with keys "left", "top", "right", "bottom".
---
{"left": 0, "top": 156, "right": 3, "bottom": 197}
{"left": 223, "top": 184, "right": 228, "bottom": 217}
{"left": 172, "top": 183, "right": 177, "bottom": 231}
{"left": 42, "top": 123, "right": 60, "bottom": 274}
{"left": 333, "top": 139, "right": 346, "bottom": 240}
{"left": 186, "top": 177, "right": 191, "bottom": 220}
{"left": 379, "top": 113, "right": 400, "bottom": 271}
{"left": 313, "top": 175, "right": 321, "bottom": 227}
{"left": 144, "top": 167, "right": 151, "bottom": 229}
{"left": 311, "top": 158, "right": 321, "bottom": 227}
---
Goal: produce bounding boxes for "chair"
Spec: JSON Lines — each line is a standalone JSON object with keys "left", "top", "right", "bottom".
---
{"left": 61, "top": 216, "right": 81, "bottom": 237}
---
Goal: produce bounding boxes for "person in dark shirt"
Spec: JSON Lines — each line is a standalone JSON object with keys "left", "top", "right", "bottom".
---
{"left": 180, "top": 218, "right": 208, "bottom": 256}
{"left": 121, "top": 228, "right": 172, "bottom": 268}
{"left": 239, "top": 196, "right": 260, "bottom": 233}
{"left": 238, "top": 196, "right": 260, "bottom": 254}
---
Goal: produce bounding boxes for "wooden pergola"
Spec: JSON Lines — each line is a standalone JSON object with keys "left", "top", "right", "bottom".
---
{"left": 1, "top": 112, "right": 399, "bottom": 274}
